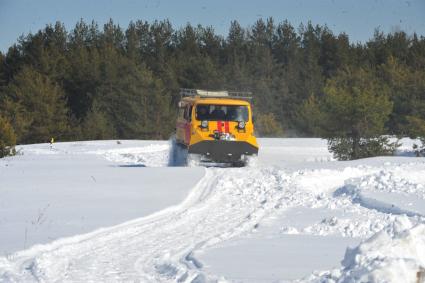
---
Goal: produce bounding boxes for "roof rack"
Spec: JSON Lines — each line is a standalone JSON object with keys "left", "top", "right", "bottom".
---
{"left": 180, "top": 88, "right": 252, "bottom": 100}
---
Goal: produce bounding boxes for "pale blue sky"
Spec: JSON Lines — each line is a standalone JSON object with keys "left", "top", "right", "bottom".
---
{"left": 0, "top": 0, "right": 424, "bottom": 53}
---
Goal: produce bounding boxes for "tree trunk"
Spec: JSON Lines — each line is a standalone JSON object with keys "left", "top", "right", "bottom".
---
{"left": 351, "top": 130, "right": 360, "bottom": 159}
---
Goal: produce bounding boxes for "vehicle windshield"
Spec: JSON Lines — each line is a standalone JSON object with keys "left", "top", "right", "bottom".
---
{"left": 196, "top": 105, "right": 249, "bottom": 121}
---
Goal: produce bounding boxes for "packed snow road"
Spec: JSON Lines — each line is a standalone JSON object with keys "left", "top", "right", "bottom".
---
{"left": 1, "top": 139, "right": 425, "bottom": 282}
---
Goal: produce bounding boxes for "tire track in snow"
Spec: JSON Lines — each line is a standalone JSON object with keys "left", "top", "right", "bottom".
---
{"left": 334, "top": 185, "right": 424, "bottom": 218}
{"left": 0, "top": 167, "right": 292, "bottom": 282}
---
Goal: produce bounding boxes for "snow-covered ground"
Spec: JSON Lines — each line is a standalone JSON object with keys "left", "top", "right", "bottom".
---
{"left": 0, "top": 138, "right": 424, "bottom": 282}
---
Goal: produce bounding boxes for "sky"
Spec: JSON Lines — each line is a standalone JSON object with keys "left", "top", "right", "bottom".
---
{"left": 0, "top": 0, "right": 424, "bottom": 53}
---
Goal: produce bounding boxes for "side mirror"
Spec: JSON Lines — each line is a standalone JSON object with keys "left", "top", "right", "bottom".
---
{"left": 252, "top": 115, "right": 256, "bottom": 124}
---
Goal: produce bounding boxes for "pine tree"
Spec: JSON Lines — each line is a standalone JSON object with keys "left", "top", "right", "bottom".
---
{"left": 255, "top": 113, "right": 284, "bottom": 137}
{"left": 0, "top": 115, "right": 17, "bottom": 157}
{"left": 379, "top": 56, "right": 425, "bottom": 135}
{"left": 93, "top": 50, "right": 173, "bottom": 139}
{"left": 405, "top": 116, "right": 425, "bottom": 156}
{"left": 296, "top": 95, "right": 323, "bottom": 136}
{"left": 82, "top": 101, "right": 115, "bottom": 140}
{"left": 3, "top": 66, "right": 69, "bottom": 143}
{"left": 0, "top": 52, "right": 7, "bottom": 87}
{"left": 313, "top": 66, "right": 397, "bottom": 160}
{"left": 223, "top": 21, "right": 250, "bottom": 91}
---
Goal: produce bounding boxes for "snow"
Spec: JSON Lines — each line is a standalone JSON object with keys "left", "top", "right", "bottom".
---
{"left": 304, "top": 217, "right": 425, "bottom": 283}
{"left": 0, "top": 138, "right": 424, "bottom": 282}
{"left": 198, "top": 234, "right": 359, "bottom": 282}
{"left": 0, "top": 140, "right": 204, "bottom": 255}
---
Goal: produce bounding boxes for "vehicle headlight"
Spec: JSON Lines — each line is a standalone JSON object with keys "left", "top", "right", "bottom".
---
{"left": 238, "top": 121, "right": 245, "bottom": 129}
{"left": 201, "top": 120, "right": 208, "bottom": 128}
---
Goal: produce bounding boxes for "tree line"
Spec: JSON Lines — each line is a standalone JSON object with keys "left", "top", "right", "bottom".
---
{"left": 1, "top": 18, "right": 425, "bottom": 159}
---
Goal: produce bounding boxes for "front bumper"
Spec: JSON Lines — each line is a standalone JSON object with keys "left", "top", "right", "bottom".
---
{"left": 188, "top": 140, "right": 258, "bottom": 162}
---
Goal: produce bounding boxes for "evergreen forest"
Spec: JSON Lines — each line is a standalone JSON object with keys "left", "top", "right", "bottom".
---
{"left": 1, "top": 18, "right": 425, "bottom": 158}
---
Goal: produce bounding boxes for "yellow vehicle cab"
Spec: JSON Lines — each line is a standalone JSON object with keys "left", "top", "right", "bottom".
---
{"left": 175, "top": 89, "right": 259, "bottom": 166}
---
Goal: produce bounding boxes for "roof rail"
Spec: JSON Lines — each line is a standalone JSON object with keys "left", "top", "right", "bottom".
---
{"left": 180, "top": 88, "right": 252, "bottom": 100}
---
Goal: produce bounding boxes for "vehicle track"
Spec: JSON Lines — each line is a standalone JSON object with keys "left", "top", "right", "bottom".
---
{"left": 0, "top": 167, "right": 292, "bottom": 282}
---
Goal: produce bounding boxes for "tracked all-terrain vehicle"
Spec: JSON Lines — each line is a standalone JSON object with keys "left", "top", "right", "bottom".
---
{"left": 174, "top": 89, "right": 259, "bottom": 166}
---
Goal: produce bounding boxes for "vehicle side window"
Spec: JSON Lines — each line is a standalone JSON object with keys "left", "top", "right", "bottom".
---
{"left": 178, "top": 107, "right": 185, "bottom": 119}
{"left": 188, "top": 106, "right": 192, "bottom": 121}
{"left": 184, "top": 106, "right": 192, "bottom": 121}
